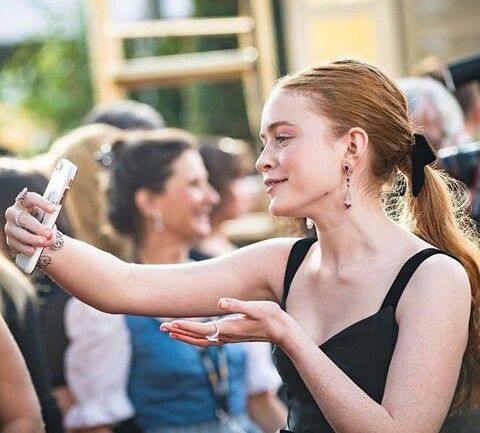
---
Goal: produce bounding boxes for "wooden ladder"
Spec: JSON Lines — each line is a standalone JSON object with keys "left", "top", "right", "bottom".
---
{"left": 85, "top": 0, "right": 278, "bottom": 135}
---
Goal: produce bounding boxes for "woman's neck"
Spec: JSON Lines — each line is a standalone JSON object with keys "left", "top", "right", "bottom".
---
{"left": 310, "top": 195, "right": 403, "bottom": 271}
{"left": 136, "top": 231, "right": 189, "bottom": 264}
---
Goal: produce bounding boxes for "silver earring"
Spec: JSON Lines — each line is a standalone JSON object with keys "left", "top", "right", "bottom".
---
{"left": 154, "top": 212, "right": 164, "bottom": 232}
{"left": 306, "top": 218, "right": 314, "bottom": 230}
{"left": 344, "top": 164, "right": 352, "bottom": 210}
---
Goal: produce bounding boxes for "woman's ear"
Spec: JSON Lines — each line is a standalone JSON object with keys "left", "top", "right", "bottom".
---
{"left": 134, "top": 188, "right": 158, "bottom": 219}
{"left": 343, "top": 127, "right": 369, "bottom": 168}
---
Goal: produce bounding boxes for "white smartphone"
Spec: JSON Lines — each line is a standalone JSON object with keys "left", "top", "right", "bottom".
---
{"left": 16, "top": 159, "right": 77, "bottom": 274}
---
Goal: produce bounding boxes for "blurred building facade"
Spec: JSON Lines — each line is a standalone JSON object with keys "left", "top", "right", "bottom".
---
{"left": 281, "top": 0, "right": 480, "bottom": 76}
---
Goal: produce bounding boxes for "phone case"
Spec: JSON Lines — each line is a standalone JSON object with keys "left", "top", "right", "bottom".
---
{"left": 15, "top": 159, "right": 77, "bottom": 274}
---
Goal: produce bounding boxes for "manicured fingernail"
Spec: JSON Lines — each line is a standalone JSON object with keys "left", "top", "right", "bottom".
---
{"left": 220, "top": 300, "right": 229, "bottom": 309}
{"left": 170, "top": 333, "right": 178, "bottom": 340}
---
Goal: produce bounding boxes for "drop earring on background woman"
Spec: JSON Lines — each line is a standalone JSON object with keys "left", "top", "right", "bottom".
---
{"left": 344, "top": 164, "right": 352, "bottom": 210}
{"left": 154, "top": 212, "right": 164, "bottom": 233}
{"left": 306, "top": 218, "right": 314, "bottom": 230}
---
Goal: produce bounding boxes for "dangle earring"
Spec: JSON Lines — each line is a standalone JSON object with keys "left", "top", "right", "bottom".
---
{"left": 154, "top": 211, "right": 164, "bottom": 232}
{"left": 306, "top": 218, "right": 314, "bottom": 230}
{"left": 344, "top": 164, "right": 352, "bottom": 210}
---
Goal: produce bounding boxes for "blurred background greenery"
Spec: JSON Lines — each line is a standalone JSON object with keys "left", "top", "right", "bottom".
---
{"left": 0, "top": 0, "right": 267, "bottom": 155}
{"left": 1, "top": 0, "right": 479, "bottom": 155}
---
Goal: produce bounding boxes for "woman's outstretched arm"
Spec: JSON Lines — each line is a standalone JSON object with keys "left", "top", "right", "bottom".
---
{"left": 4, "top": 191, "right": 294, "bottom": 317}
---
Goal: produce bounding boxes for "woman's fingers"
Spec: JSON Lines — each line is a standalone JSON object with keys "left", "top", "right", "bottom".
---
{"left": 5, "top": 218, "right": 49, "bottom": 246}
{"left": 4, "top": 237, "right": 36, "bottom": 256}
{"left": 161, "top": 315, "right": 252, "bottom": 341}
{"left": 5, "top": 207, "right": 53, "bottom": 239}
{"left": 218, "top": 298, "right": 263, "bottom": 319}
{"left": 160, "top": 299, "right": 284, "bottom": 347}
{"left": 161, "top": 320, "right": 216, "bottom": 338}
{"left": 160, "top": 325, "right": 203, "bottom": 340}
{"left": 22, "top": 191, "right": 56, "bottom": 214}
{"left": 169, "top": 327, "right": 269, "bottom": 344}
{"left": 16, "top": 210, "right": 52, "bottom": 239}
{"left": 169, "top": 333, "right": 220, "bottom": 347}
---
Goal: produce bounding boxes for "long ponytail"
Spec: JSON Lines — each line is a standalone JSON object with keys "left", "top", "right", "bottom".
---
{"left": 404, "top": 166, "right": 480, "bottom": 411}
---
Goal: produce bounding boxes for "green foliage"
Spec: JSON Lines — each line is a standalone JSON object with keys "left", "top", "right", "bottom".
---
{"left": 184, "top": 0, "right": 250, "bottom": 140}
{"left": 132, "top": 0, "right": 251, "bottom": 141}
{"left": 0, "top": 0, "right": 253, "bottom": 150}
{"left": 0, "top": 30, "right": 92, "bottom": 137}
{"left": 127, "top": 34, "right": 185, "bottom": 129}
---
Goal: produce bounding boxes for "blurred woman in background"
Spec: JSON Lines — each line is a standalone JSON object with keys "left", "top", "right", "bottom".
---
{"left": 64, "top": 128, "right": 267, "bottom": 433}
{"left": 398, "top": 76, "right": 467, "bottom": 150}
{"left": 196, "top": 137, "right": 256, "bottom": 256}
{"left": 33, "top": 124, "right": 128, "bottom": 259}
{"left": 110, "top": 129, "right": 273, "bottom": 433}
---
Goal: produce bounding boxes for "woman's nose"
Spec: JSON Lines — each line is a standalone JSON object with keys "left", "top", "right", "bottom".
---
{"left": 206, "top": 184, "right": 220, "bottom": 206}
{"left": 255, "top": 147, "right": 275, "bottom": 173}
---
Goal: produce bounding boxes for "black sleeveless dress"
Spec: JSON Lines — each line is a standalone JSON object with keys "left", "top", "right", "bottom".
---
{"left": 273, "top": 238, "right": 457, "bottom": 433}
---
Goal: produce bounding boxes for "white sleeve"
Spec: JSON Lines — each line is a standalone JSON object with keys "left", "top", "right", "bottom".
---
{"left": 64, "top": 298, "right": 135, "bottom": 428}
{"left": 243, "top": 342, "right": 283, "bottom": 396}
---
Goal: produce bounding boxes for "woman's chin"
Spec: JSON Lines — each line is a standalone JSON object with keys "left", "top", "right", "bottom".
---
{"left": 196, "top": 223, "right": 212, "bottom": 237}
{"left": 268, "top": 198, "right": 295, "bottom": 217}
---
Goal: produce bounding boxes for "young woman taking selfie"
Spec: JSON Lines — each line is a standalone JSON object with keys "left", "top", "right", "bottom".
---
{"left": 5, "top": 59, "right": 480, "bottom": 433}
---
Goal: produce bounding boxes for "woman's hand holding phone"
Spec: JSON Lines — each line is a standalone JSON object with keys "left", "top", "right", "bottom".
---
{"left": 4, "top": 158, "right": 77, "bottom": 274}
{"left": 4, "top": 191, "right": 56, "bottom": 255}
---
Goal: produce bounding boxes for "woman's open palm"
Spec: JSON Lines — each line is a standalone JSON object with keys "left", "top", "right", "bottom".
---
{"left": 160, "top": 298, "right": 291, "bottom": 348}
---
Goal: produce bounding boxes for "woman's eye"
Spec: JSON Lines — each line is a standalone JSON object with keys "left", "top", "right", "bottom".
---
{"left": 276, "top": 136, "right": 289, "bottom": 144}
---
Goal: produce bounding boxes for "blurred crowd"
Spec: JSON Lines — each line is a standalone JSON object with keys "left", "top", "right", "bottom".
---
{"left": 0, "top": 52, "right": 479, "bottom": 433}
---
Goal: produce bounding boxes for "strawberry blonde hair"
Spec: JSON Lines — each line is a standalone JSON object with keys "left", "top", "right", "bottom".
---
{"left": 277, "top": 59, "right": 480, "bottom": 412}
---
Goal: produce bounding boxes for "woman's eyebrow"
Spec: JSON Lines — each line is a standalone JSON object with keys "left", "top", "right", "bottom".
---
{"left": 259, "top": 121, "right": 296, "bottom": 139}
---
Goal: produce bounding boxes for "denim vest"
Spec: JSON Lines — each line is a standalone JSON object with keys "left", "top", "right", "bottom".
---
{"left": 126, "top": 316, "right": 247, "bottom": 431}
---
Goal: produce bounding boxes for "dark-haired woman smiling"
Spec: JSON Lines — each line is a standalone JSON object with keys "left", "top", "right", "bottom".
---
{"left": 65, "top": 129, "right": 263, "bottom": 433}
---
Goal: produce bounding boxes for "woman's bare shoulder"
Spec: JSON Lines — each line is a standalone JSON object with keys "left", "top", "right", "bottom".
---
{"left": 397, "top": 249, "right": 471, "bottom": 324}
{"left": 395, "top": 233, "right": 470, "bottom": 299}
{"left": 248, "top": 236, "right": 304, "bottom": 253}
{"left": 231, "top": 237, "right": 306, "bottom": 301}
{"left": 243, "top": 236, "right": 305, "bottom": 266}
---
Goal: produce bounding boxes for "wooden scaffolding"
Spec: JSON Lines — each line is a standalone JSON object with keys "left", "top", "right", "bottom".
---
{"left": 85, "top": 0, "right": 278, "bottom": 135}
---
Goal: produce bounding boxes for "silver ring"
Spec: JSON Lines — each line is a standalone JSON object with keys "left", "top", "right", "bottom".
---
{"left": 15, "top": 188, "right": 28, "bottom": 207}
{"left": 206, "top": 320, "right": 220, "bottom": 342}
{"left": 15, "top": 210, "right": 29, "bottom": 228}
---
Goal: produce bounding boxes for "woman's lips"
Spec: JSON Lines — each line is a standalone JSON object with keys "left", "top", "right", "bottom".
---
{"left": 265, "top": 179, "right": 287, "bottom": 194}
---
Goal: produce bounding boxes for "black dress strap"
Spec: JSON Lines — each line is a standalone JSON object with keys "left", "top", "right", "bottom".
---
{"left": 380, "top": 248, "right": 459, "bottom": 312}
{"left": 280, "top": 238, "right": 317, "bottom": 310}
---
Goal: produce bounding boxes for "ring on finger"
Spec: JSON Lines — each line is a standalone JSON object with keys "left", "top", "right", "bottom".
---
{"left": 15, "top": 188, "right": 28, "bottom": 207}
{"left": 15, "top": 210, "right": 29, "bottom": 228}
{"left": 206, "top": 320, "right": 220, "bottom": 342}
{"left": 29, "top": 208, "right": 40, "bottom": 219}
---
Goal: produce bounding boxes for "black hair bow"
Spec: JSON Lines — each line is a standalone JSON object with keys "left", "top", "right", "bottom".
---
{"left": 411, "top": 133, "right": 436, "bottom": 197}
